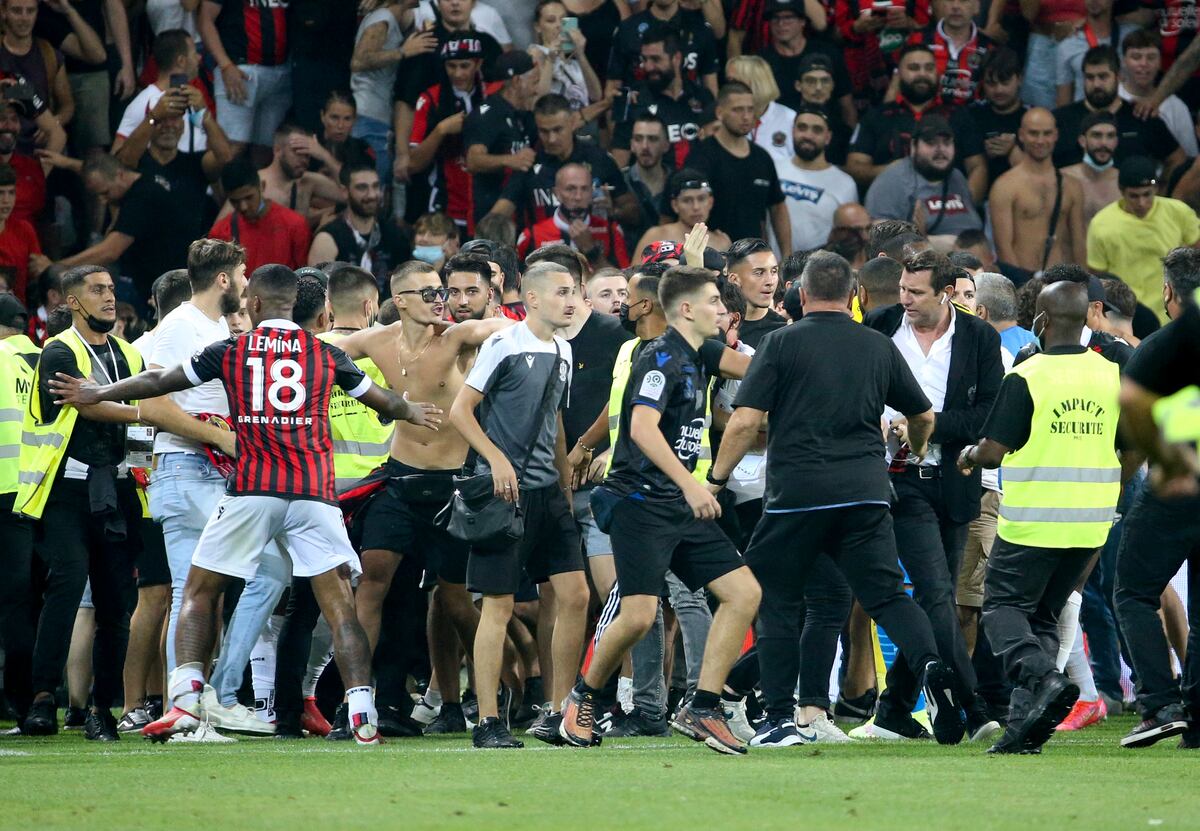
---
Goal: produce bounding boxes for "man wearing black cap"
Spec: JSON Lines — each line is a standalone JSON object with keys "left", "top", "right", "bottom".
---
{"left": 780, "top": 54, "right": 852, "bottom": 165}
{"left": 761, "top": 0, "right": 856, "bottom": 129}
{"left": 847, "top": 43, "right": 985, "bottom": 198}
{"left": 609, "top": 25, "right": 716, "bottom": 170}
{"left": 633, "top": 168, "right": 732, "bottom": 255}
{"left": 605, "top": 0, "right": 720, "bottom": 99}
{"left": 864, "top": 114, "right": 983, "bottom": 242}
{"left": 463, "top": 50, "right": 539, "bottom": 223}
{"left": 408, "top": 36, "right": 495, "bottom": 232}
{"left": 1088, "top": 155, "right": 1200, "bottom": 325}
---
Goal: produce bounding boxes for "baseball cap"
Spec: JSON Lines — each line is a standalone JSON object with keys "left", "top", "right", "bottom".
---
{"left": 1085, "top": 274, "right": 1123, "bottom": 314}
{"left": 642, "top": 240, "right": 680, "bottom": 264}
{"left": 668, "top": 175, "right": 712, "bottom": 200}
{"left": 0, "top": 292, "right": 29, "bottom": 329}
{"left": 441, "top": 36, "right": 484, "bottom": 61}
{"left": 1118, "top": 155, "right": 1157, "bottom": 189}
{"left": 764, "top": 0, "right": 805, "bottom": 18}
{"left": 489, "top": 51, "right": 535, "bottom": 81}
{"left": 914, "top": 115, "right": 954, "bottom": 143}
{"left": 797, "top": 54, "right": 834, "bottom": 78}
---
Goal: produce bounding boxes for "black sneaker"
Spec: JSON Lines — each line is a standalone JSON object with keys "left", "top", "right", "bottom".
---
{"left": 377, "top": 705, "right": 422, "bottom": 738}
{"left": 604, "top": 707, "right": 670, "bottom": 738}
{"left": 986, "top": 726, "right": 1041, "bottom": 755}
{"left": 1121, "top": 703, "right": 1189, "bottom": 749}
{"left": 922, "top": 660, "right": 966, "bottom": 745}
{"left": 425, "top": 702, "right": 467, "bottom": 735}
{"left": 869, "top": 709, "right": 932, "bottom": 740}
{"left": 1178, "top": 724, "right": 1199, "bottom": 749}
{"left": 63, "top": 706, "right": 87, "bottom": 730}
{"left": 83, "top": 708, "right": 119, "bottom": 742}
{"left": 1021, "top": 671, "right": 1079, "bottom": 752}
{"left": 325, "top": 703, "right": 352, "bottom": 741}
{"left": 143, "top": 696, "right": 164, "bottom": 721}
{"left": 274, "top": 716, "right": 305, "bottom": 739}
{"left": 22, "top": 698, "right": 57, "bottom": 736}
{"left": 965, "top": 699, "right": 1003, "bottom": 743}
{"left": 833, "top": 688, "right": 878, "bottom": 725}
{"left": 529, "top": 710, "right": 566, "bottom": 746}
{"left": 473, "top": 716, "right": 524, "bottom": 748}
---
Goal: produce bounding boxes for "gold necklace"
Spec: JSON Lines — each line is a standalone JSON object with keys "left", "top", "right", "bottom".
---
{"left": 398, "top": 334, "right": 434, "bottom": 376}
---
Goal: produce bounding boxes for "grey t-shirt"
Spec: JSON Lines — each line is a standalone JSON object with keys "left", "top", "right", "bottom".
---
{"left": 351, "top": 8, "right": 403, "bottom": 124}
{"left": 465, "top": 321, "right": 572, "bottom": 489}
{"left": 864, "top": 158, "right": 983, "bottom": 237}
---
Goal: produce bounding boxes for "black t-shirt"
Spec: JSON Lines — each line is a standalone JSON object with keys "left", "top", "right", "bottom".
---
{"left": 34, "top": 0, "right": 105, "bottom": 72}
{"left": 850, "top": 99, "right": 984, "bottom": 165}
{"left": 564, "top": 310, "right": 634, "bottom": 450}
{"left": 737, "top": 309, "right": 787, "bottom": 350}
{"left": 1052, "top": 100, "right": 1179, "bottom": 167}
{"left": 463, "top": 93, "right": 536, "bottom": 221}
{"left": 138, "top": 153, "right": 210, "bottom": 228}
{"left": 396, "top": 26, "right": 502, "bottom": 106}
{"left": 577, "top": 0, "right": 622, "bottom": 84}
{"left": 114, "top": 174, "right": 194, "bottom": 298}
{"left": 501, "top": 141, "right": 628, "bottom": 229}
{"left": 1013, "top": 328, "right": 1134, "bottom": 371}
{"left": 1125, "top": 303, "right": 1200, "bottom": 395}
{"left": 965, "top": 102, "right": 1027, "bottom": 184}
{"left": 686, "top": 137, "right": 784, "bottom": 241}
{"left": 38, "top": 336, "right": 132, "bottom": 468}
{"left": 611, "top": 82, "right": 715, "bottom": 169}
{"left": 762, "top": 40, "right": 853, "bottom": 103}
{"left": 732, "top": 312, "right": 931, "bottom": 510}
{"left": 607, "top": 9, "right": 719, "bottom": 89}
{"left": 606, "top": 327, "right": 724, "bottom": 500}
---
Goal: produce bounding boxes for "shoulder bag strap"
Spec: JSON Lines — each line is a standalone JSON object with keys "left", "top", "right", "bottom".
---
{"left": 1040, "top": 169, "right": 1063, "bottom": 273}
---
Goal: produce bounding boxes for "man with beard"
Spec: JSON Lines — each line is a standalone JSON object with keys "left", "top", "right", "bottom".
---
{"left": 906, "top": 0, "right": 997, "bottom": 107}
{"left": 848, "top": 43, "right": 986, "bottom": 201}
{"left": 781, "top": 54, "right": 851, "bottom": 165}
{"left": 965, "top": 47, "right": 1028, "bottom": 187}
{"left": 407, "top": 37, "right": 496, "bottom": 234}
{"left": 773, "top": 107, "right": 858, "bottom": 253}
{"left": 634, "top": 169, "right": 733, "bottom": 255}
{"left": 1051, "top": 45, "right": 1183, "bottom": 170}
{"left": 0, "top": 100, "right": 44, "bottom": 223}
{"left": 490, "top": 93, "right": 634, "bottom": 232}
{"left": 1061, "top": 111, "right": 1121, "bottom": 229}
{"left": 621, "top": 115, "right": 671, "bottom": 247}
{"left": 610, "top": 26, "right": 716, "bottom": 170}
{"left": 761, "top": 0, "right": 856, "bottom": 128}
{"left": 463, "top": 51, "right": 539, "bottom": 224}
{"left": 688, "top": 82, "right": 790, "bottom": 250}
{"left": 248, "top": 123, "right": 345, "bottom": 229}
{"left": 606, "top": 0, "right": 720, "bottom": 99}
{"left": 516, "top": 163, "right": 630, "bottom": 268}
{"left": 989, "top": 108, "right": 1086, "bottom": 275}
{"left": 308, "top": 161, "right": 410, "bottom": 285}
{"left": 865, "top": 116, "right": 983, "bottom": 244}
{"left": 447, "top": 252, "right": 496, "bottom": 321}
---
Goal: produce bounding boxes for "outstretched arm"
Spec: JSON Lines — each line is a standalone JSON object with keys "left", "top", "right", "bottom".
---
{"left": 48, "top": 365, "right": 197, "bottom": 405}
{"left": 357, "top": 383, "right": 442, "bottom": 430}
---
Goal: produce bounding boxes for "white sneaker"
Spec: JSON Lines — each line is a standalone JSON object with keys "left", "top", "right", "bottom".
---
{"left": 722, "top": 698, "right": 756, "bottom": 744}
{"left": 616, "top": 676, "right": 634, "bottom": 713}
{"left": 801, "top": 711, "right": 853, "bottom": 744}
{"left": 410, "top": 695, "right": 440, "bottom": 726}
{"left": 168, "top": 715, "right": 237, "bottom": 744}
{"left": 200, "top": 686, "right": 275, "bottom": 735}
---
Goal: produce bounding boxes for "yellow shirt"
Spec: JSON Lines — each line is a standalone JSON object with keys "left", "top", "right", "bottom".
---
{"left": 1087, "top": 196, "right": 1200, "bottom": 324}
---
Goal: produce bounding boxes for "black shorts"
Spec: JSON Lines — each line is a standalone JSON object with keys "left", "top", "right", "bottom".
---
{"left": 136, "top": 515, "right": 171, "bottom": 588}
{"left": 467, "top": 484, "right": 584, "bottom": 596}
{"left": 610, "top": 494, "right": 743, "bottom": 597}
{"left": 357, "top": 459, "right": 470, "bottom": 585}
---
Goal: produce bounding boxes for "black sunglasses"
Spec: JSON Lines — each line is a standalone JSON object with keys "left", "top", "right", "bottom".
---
{"left": 397, "top": 286, "right": 450, "bottom": 303}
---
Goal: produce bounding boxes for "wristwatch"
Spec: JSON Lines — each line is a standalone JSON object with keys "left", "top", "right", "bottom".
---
{"left": 706, "top": 468, "right": 729, "bottom": 486}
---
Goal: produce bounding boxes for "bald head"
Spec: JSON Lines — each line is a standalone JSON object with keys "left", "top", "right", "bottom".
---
{"left": 1035, "top": 280, "right": 1087, "bottom": 348}
{"left": 555, "top": 162, "right": 593, "bottom": 216}
{"left": 1019, "top": 107, "right": 1058, "bottom": 163}
{"left": 833, "top": 202, "right": 871, "bottom": 235}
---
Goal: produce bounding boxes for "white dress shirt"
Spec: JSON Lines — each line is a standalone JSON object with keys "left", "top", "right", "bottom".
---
{"left": 885, "top": 305, "right": 956, "bottom": 466}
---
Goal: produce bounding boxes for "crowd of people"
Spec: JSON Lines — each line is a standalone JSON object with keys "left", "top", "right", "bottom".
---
{"left": 0, "top": 0, "right": 1197, "bottom": 756}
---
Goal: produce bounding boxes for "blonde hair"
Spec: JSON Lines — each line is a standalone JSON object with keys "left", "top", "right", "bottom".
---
{"left": 725, "top": 55, "right": 780, "bottom": 116}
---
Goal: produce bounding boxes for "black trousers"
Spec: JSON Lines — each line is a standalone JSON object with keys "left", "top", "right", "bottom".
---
{"left": 745, "top": 504, "right": 939, "bottom": 721}
{"left": 877, "top": 471, "right": 977, "bottom": 721}
{"left": 0, "top": 492, "right": 36, "bottom": 719}
{"left": 795, "top": 556, "right": 853, "bottom": 709}
{"left": 30, "top": 478, "right": 140, "bottom": 709}
{"left": 273, "top": 577, "right": 321, "bottom": 725}
{"left": 981, "top": 538, "right": 1093, "bottom": 692}
{"left": 1114, "top": 488, "right": 1200, "bottom": 719}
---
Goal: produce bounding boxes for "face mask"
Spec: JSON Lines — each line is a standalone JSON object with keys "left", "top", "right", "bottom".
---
{"left": 1031, "top": 311, "right": 1046, "bottom": 351}
{"left": 73, "top": 298, "right": 116, "bottom": 334}
{"left": 560, "top": 206, "right": 589, "bottom": 222}
{"left": 1082, "top": 151, "right": 1114, "bottom": 172}
{"left": 412, "top": 245, "right": 444, "bottom": 264}
{"left": 618, "top": 302, "right": 639, "bottom": 335}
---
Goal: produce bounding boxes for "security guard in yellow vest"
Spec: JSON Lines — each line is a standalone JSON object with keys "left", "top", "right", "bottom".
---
{"left": 958, "top": 281, "right": 1122, "bottom": 755}
{"left": 318, "top": 325, "right": 392, "bottom": 490}
{"left": 0, "top": 294, "right": 40, "bottom": 725}
{"left": 18, "top": 267, "right": 148, "bottom": 740}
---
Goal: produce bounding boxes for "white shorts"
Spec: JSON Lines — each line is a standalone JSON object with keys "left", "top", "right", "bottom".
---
{"left": 192, "top": 494, "right": 361, "bottom": 581}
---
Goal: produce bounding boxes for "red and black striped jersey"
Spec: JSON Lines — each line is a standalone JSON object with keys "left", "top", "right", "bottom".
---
{"left": 185, "top": 319, "right": 370, "bottom": 503}
{"left": 213, "top": 0, "right": 289, "bottom": 67}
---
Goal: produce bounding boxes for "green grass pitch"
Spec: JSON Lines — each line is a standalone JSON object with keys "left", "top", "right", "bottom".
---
{"left": 1, "top": 715, "right": 1196, "bottom": 831}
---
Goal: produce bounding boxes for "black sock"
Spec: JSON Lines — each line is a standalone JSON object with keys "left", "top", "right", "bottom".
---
{"left": 575, "top": 679, "right": 602, "bottom": 697}
{"left": 691, "top": 689, "right": 720, "bottom": 711}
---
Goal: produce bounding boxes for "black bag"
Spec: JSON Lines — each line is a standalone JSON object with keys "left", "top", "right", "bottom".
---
{"left": 438, "top": 341, "right": 563, "bottom": 545}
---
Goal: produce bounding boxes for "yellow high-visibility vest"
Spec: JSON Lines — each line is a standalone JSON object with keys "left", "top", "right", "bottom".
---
{"left": 0, "top": 335, "right": 40, "bottom": 495}
{"left": 15, "top": 329, "right": 144, "bottom": 519}
{"left": 318, "top": 331, "right": 393, "bottom": 490}
{"left": 997, "top": 350, "right": 1121, "bottom": 549}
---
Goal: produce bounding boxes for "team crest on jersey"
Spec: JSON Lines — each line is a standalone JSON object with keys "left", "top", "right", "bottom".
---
{"left": 772, "top": 131, "right": 787, "bottom": 147}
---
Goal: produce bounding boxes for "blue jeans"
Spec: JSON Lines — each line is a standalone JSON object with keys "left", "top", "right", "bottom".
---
{"left": 1021, "top": 34, "right": 1058, "bottom": 109}
{"left": 149, "top": 453, "right": 226, "bottom": 672}
{"left": 352, "top": 114, "right": 393, "bottom": 191}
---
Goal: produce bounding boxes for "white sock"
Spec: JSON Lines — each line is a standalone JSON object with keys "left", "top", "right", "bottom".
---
{"left": 1056, "top": 591, "right": 1082, "bottom": 672}
{"left": 1065, "top": 626, "right": 1099, "bottom": 702}
{"left": 423, "top": 687, "right": 443, "bottom": 708}
{"left": 303, "top": 617, "right": 334, "bottom": 699}
{"left": 617, "top": 676, "right": 634, "bottom": 713}
{"left": 250, "top": 615, "right": 283, "bottom": 721}
{"left": 169, "top": 662, "right": 205, "bottom": 713}
{"left": 346, "top": 686, "right": 377, "bottom": 727}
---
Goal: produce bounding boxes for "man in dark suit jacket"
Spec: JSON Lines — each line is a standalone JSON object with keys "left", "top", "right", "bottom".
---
{"left": 864, "top": 248, "right": 1004, "bottom": 742}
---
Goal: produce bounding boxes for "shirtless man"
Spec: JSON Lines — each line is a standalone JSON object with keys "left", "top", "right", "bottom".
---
{"left": 1060, "top": 111, "right": 1120, "bottom": 229}
{"left": 218, "top": 124, "right": 345, "bottom": 229}
{"left": 988, "top": 108, "right": 1086, "bottom": 274}
{"left": 634, "top": 169, "right": 732, "bottom": 256}
{"left": 336, "top": 259, "right": 511, "bottom": 731}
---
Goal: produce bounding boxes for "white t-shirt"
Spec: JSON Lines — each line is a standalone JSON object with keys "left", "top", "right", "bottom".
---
{"left": 751, "top": 101, "right": 797, "bottom": 166}
{"left": 772, "top": 159, "right": 859, "bottom": 252}
{"left": 145, "top": 0, "right": 197, "bottom": 36}
{"left": 116, "top": 84, "right": 208, "bottom": 153}
{"left": 148, "top": 302, "right": 230, "bottom": 454}
{"left": 415, "top": 0, "right": 512, "bottom": 46}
